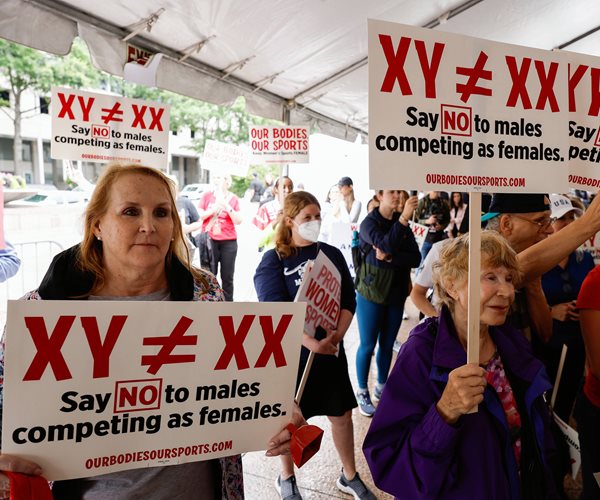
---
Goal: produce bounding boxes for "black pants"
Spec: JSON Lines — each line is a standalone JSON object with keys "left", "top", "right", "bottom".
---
{"left": 209, "top": 238, "right": 237, "bottom": 301}
{"left": 574, "top": 391, "right": 600, "bottom": 499}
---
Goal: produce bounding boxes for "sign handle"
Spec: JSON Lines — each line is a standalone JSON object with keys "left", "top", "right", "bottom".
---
{"left": 466, "top": 192, "right": 482, "bottom": 413}
{"left": 551, "top": 344, "right": 568, "bottom": 408}
{"left": 295, "top": 351, "right": 315, "bottom": 404}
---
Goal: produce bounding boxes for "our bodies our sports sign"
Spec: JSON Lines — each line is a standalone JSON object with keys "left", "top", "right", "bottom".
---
{"left": 368, "top": 20, "right": 572, "bottom": 193}
{"left": 2, "top": 301, "right": 305, "bottom": 480}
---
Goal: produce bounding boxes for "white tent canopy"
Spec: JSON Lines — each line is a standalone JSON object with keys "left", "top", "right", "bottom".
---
{"left": 2, "top": 0, "right": 600, "bottom": 141}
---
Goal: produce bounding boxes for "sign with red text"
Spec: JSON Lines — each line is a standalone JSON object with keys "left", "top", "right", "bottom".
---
{"left": 330, "top": 222, "right": 358, "bottom": 278}
{"left": 294, "top": 251, "right": 341, "bottom": 337}
{"left": 249, "top": 126, "right": 310, "bottom": 163}
{"left": 126, "top": 44, "right": 153, "bottom": 65}
{"left": 409, "top": 221, "right": 428, "bottom": 249}
{"left": 582, "top": 231, "right": 600, "bottom": 265}
{"left": 202, "top": 140, "right": 251, "bottom": 177}
{"left": 2, "top": 301, "right": 305, "bottom": 480}
{"left": 565, "top": 50, "right": 600, "bottom": 190}
{"left": 368, "top": 20, "right": 570, "bottom": 193}
{"left": 553, "top": 414, "right": 581, "bottom": 480}
{"left": 51, "top": 87, "right": 170, "bottom": 168}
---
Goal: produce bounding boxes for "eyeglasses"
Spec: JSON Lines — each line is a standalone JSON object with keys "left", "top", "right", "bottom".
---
{"left": 510, "top": 214, "right": 556, "bottom": 231}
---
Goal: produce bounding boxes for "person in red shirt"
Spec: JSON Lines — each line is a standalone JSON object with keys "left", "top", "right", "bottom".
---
{"left": 197, "top": 174, "right": 242, "bottom": 301}
{"left": 576, "top": 264, "right": 600, "bottom": 499}
{"left": 252, "top": 176, "right": 293, "bottom": 231}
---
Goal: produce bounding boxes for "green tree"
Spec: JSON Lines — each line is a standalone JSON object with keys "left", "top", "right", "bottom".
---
{"left": 0, "top": 40, "right": 52, "bottom": 174}
{"left": 0, "top": 38, "right": 103, "bottom": 177}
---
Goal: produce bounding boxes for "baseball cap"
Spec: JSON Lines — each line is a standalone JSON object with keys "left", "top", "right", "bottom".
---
{"left": 549, "top": 194, "right": 583, "bottom": 219}
{"left": 338, "top": 176, "right": 353, "bottom": 187}
{"left": 481, "top": 193, "right": 550, "bottom": 222}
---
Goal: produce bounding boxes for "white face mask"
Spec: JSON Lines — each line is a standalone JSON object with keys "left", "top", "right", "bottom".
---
{"left": 295, "top": 220, "right": 321, "bottom": 242}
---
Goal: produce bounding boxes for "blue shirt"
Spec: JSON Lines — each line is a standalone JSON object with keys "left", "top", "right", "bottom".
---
{"left": 254, "top": 242, "right": 355, "bottom": 314}
{"left": 0, "top": 242, "right": 21, "bottom": 283}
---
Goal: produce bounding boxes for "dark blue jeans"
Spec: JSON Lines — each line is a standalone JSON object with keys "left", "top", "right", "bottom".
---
{"left": 573, "top": 391, "right": 600, "bottom": 499}
{"left": 355, "top": 292, "right": 405, "bottom": 389}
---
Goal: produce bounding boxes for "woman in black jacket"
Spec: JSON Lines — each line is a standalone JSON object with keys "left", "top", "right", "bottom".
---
{"left": 354, "top": 190, "right": 420, "bottom": 417}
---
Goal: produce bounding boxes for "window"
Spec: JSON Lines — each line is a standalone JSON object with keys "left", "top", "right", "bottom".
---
{"left": 21, "top": 141, "right": 32, "bottom": 162}
{"left": 190, "top": 129, "right": 196, "bottom": 139}
{"left": 0, "top": 90, "right": 9, "bottom": 106}
{"left": 39, "top": 96, "right": 50, "bottom": 114}
{"left": 43, "top": 142, "right": 52, "bottom": 162}
{"left": 0, "top": 138, "right": 13, "bottom": 160}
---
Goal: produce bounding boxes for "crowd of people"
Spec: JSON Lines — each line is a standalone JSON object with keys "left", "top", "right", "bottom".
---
{"left": 1, "top": 166, "right": 600, "bottom": 499}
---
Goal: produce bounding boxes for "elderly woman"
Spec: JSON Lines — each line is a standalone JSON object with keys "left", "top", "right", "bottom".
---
{"left": 0, "top": 164, "right": 299, "bottom": 499}
{"left": 363, "top": 231, "right": 563, "bottom": 499}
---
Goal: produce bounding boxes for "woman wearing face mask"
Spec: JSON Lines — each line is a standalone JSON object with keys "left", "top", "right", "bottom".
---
{"left": 354, "top": 190, "right": 420, "bottom": 417}
{"left": 254, "top": 191, "right": 376, "bottom": 500}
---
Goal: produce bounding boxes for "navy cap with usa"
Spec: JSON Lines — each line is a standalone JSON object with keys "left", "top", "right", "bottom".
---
{"left": 338, "top": 176, "right": 353, "bottom": 187}
{"left": 481, "top": 193, "right": 550, "bottom": 222}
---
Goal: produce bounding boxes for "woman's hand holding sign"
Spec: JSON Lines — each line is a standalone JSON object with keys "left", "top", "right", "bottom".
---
{"left": 0, "top": 452, "right": 44, "bottom": 498}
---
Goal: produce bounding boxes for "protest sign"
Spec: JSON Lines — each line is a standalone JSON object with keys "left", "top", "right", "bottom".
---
{"left": 51, "top": 87, "right": 170, "bottom": 168}
{"left": 582, "top": 231, "right": 600, "bottom": 264}
{"left": 329, "top": 222, "right": 357, "bottom": 277}
{"left": 294, "top": 251, "right": 341, "bottom": 338}
{"left": 2, "top": 300, "right": 305, "bottom": 480}
{"left": 368, "top": 20, "right": 570, "bottom": 193}
{"left": 553, "top": 414, "right": 581, "bottom": 480}
{"left": 202, "top": 139, "right": 251, "bottom": 177}
{"left": 250, "top": 126, "right": 310, "bottom": 163}
{"left": 566, "top": 51, "right": 600, "bottom": 189}
{"left": 409, "top": 220, "right": 428, "bottom": 249}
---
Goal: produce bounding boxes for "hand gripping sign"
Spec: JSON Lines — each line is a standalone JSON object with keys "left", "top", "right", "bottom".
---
{"left": 294, "top": 250, "right": 342, "bottom": 339}
{"left": 2, "top": 300, "right": 305, "bottom": 480}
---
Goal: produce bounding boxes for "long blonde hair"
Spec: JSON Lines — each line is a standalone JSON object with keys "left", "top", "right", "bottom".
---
{"left": 77, "top": 163, "right": 208, "bottom": 294}
{"left": 343, "top": 186, "right": 355, "bottom": 214}
{"left": 274, "top": 191, "right": 320, "bottom": 258}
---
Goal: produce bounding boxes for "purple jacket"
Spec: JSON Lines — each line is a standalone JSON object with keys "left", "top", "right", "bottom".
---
{"left": 363, "top": 307, "right": 561, "bottom": 499}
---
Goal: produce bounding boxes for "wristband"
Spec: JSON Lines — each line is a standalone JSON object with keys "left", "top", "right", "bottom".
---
{"left": 399, "top": 214, "right": 409, "bottom": 225}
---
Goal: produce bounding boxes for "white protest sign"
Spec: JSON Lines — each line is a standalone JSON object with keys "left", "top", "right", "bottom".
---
{"left": 566, "top": 51, "right": 600, "bottom": 189}
{"left": 294, "top": 251, "right": 341, "bottom": 337}
{"left": 330, "top": 222, "right": 357, "bottom": 278}
{"left": 202, "top": 139, "right": 251, "bottom": 177}
{"left": 553, "top": 414, "right": 581, "bottom": 480}
{"left": 2, "top": 300, "right": 305, "bottom": 481}
{"left": 582, "top": 232, "right": 600, "bottom": 265}
{"left": 250, "top": 126, "right": 310, "bottom": 163}
{"left": 51, "top": 87, "right": 170, "bottom": 168}
{"left": 409, "top": 220, "right": 428, "bottom": 249}
{"left": 368, "top": 20, "right": 569, "bottom": 193}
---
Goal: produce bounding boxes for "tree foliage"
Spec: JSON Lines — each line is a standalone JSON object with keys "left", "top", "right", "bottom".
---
{"left": 0, "top": 37, "right": 280, "bottom": 188}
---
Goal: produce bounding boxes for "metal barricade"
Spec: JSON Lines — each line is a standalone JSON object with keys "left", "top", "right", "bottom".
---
{"left": 0, "top": 240, "right": 64, "bottom": 329}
